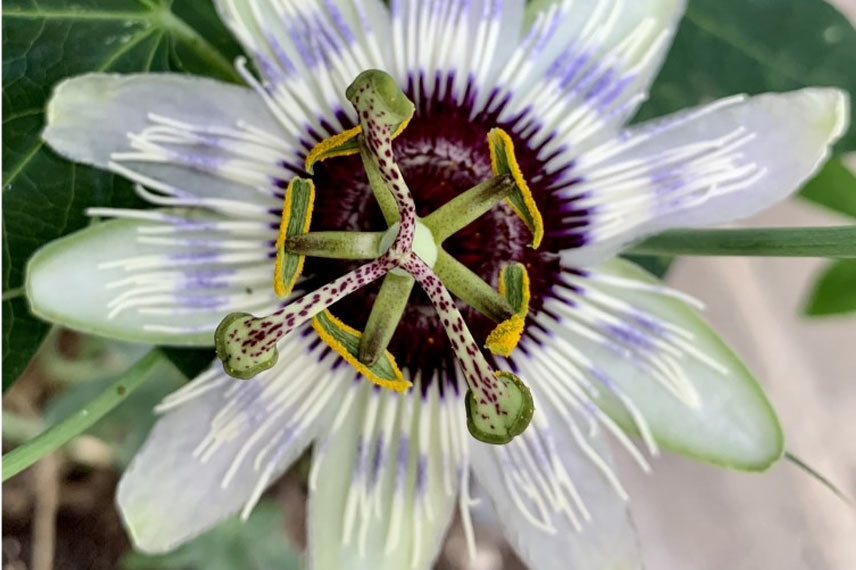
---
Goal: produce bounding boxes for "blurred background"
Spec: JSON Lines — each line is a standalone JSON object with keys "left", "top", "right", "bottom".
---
{"left": 3, "top": 1, "right": 856, "bottom": 569}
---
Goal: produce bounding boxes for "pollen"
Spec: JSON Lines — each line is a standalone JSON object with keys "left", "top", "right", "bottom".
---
{"left": 485, "top": 313, "right": 525, "bottom": 357}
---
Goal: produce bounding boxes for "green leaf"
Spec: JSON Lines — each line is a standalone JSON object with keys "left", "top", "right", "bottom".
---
{"left": 803, "top": 259, "right": 856, "bottom": 316}
{"left": 160, "top": 347, "right": 214, "bottom": 379}
{"left": 2, "top": 0, "right": 244, "bottom": 388}
{"left": 799, "top": 160, "right": 856, "bottom": 317}
{"left": 2, "top": 295, "right": 49, "bottom": 389}
{"left": 639, "top": 0, "right": 856, "bottom": 152}
{"left": 799, "top": 157, "right": 856, "bottom": 219}
{"left": 121, "top": 501, "right": 301, "bottom": 570}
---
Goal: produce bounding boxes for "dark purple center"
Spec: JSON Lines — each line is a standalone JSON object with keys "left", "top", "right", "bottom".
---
{"left": 306, "top": 92, "right": 572, "bottom": 389}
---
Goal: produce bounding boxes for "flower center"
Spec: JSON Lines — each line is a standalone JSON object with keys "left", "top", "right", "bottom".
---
{"left": 214, "top": 70, "right": 549, "bottom": 443}
{"left": 307, "top": 101, "right": 562, "bottom": 389}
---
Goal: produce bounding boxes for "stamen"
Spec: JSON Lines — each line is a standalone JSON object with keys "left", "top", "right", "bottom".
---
{"left": 311, "top": 310, "right": 411, "bottom": 393}
{"left": 487, "top": 127, "right": 545, "bottom": 247}
{"left": 358, "top": 273, "right": 415, "bottom": 366}
{"left": 304, "top": 117, "right": 412, "bottom": 174}
{"left": 421, "top": 175, "right": 516, "bottom": 242}
{"left": 486, "top": 262, "right": 532, "bottom": 357}
{"left": 304, "top": 125, "right": 362, "bottom": 174}
{"left": 285, "top": 231, "right": 384, "bottom": 260}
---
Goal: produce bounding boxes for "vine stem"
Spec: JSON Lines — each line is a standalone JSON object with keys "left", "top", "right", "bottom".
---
{"left": 2, "top": 349, "right": 168, "bottom": 481}
{"left": 629, "top": 226, "right": 856, "bottom": 258}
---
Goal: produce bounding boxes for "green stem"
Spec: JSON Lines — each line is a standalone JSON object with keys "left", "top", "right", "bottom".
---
{"left": 435, "top": 250, "right": 514, "bottom": 323}
{"left": 629, "top": 226, "right": 856, "bottom": 258}
{"left": 423, "top": 175, "right": 515, "bottom": 242}
{"left": 359, "top": 139, "right": 400, "bottom": 226}
{"left": 2, "top": 349, "right": 167, "bottom": 481}
{"left": 359, "top": 273, "right": 415, "bottom": 365}
{"left": 286, "top": 231, "right": 384, "bottom": 259}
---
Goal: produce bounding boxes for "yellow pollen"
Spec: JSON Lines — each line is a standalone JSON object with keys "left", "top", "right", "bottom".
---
{"left": 485, "top": 313, "right": 525, "bottom": 357}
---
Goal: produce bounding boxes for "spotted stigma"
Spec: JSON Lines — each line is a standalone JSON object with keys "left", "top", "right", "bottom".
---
{"left": 215, "top": 70, "right": 540, "bottom": 445}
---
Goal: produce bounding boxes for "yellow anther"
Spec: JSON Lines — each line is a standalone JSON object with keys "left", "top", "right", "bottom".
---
{"left": 486, "top": 262, "right": 531, "bottom": 356}
{"left": 487, "top": 128, "right": 545, "bottom": 248}
{"left": 274, "top": 178, "right": 315, "bottom": 298}
{"left": 304, "top": 114, "right": 413, "bottom": 174}
{"left": 485, "top": 313, "right": 525, "bottom": 357}
{"left": 304, "top": 125, "right": 362, "bottom": 174}
{"left": 312, "top": 310, "right": 412, "bottom": 393}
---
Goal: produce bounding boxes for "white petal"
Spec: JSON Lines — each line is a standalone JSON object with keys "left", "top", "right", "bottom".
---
{"left": 215, "top": 0, "right": 391, "bottom": 131}
{"left": 117, "top": 338, "right": 343, "bottom": 553}
{"left": 490, "top": 0, "right": 684, "bottom": 155}
{"left": 307, "top": 381, "right": 463, "bottom": 570}
{"left": 26, "top": 214, "right": 279, "bottom": 345}
{"left": 470, "top": 381, "right": 641, "bottom": 570}
{"left": 43, "top": 73, "right": 296, "bottom": 204}
{"left": 526, "top": 258, "right": 784, "bottom": 470}
{"left": 556, "top": 88, "right": 849, "bottom": 266}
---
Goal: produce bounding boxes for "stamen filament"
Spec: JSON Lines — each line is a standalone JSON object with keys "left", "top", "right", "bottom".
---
{"left": 434, "top": 250, "right": 515, "bottom": 323}
{"left": 358, "top": 273, "right": 415, "bottom": 366}
{"left": 286, "top": 231, "right": 384, "bottom": 260}
{"left": 423, "top": 174, "right": 516, "bottom": 242}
